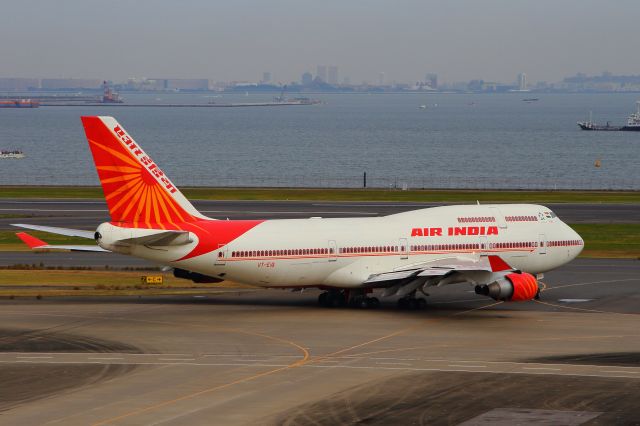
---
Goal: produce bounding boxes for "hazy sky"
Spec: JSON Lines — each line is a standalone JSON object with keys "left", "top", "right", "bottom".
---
{"left": 1, "top": 0, "right": 638, "bottom": 84}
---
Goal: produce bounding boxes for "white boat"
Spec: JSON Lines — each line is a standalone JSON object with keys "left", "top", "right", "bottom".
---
{"left": 0, "top": 150, "right": 25, "bottom": 159}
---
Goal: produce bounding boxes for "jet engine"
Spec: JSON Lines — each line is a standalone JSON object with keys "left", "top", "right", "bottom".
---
{"left": 475, "top": 272, "right": 539, "bottom": 302}
{"left": 173, "top": 268, "right": 224, "bottom": 284}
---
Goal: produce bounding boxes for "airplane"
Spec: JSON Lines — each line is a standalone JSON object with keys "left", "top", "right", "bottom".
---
{"left": 13, "top": 116, "right": 584, "bottom": 309}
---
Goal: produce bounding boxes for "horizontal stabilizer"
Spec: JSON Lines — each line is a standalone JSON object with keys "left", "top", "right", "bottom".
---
{"left": 16, "top": 232, "right": 109, "bottom": 252}
{"left": 12, "top": 224, "right": 95, "bottom": 239}
{"left": 117, "top": 230, "right": 192, "bottom": 247}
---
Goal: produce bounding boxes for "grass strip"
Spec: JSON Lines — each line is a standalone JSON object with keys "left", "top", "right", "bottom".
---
{"left": 570, "top": 223, "right": 640, "bottom": 259}
{"left": 0, "top": 270, "right": 253, "bottom": 298}
{"left": 1, "top": 186, "right": 639, "bottom": 203}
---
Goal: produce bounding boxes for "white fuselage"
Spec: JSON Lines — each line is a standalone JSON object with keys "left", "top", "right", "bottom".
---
{"left": 100, "top": 204, "right": 583, "bottom": 289}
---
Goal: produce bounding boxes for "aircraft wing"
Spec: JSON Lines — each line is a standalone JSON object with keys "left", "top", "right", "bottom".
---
{"left": 16, "top": 232, "right": 109, "bottom": 252}
{"left": 363, "top": 255, "right": 514, "bottom": 286}
{"left": 12, "top": 223, "right": 95, "bottom": 239}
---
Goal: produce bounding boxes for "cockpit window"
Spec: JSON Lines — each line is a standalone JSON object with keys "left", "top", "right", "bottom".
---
{"left": 549, "top": 211, "right": 557, "bottom": 218}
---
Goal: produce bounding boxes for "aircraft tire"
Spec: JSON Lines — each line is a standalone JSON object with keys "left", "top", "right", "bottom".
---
{"left": 417, "top": 298, "right": 427, "bottom": 310}
{"left": 367, "top": 297, "right": 380, "bottom": 309}
{"left": 318, "top": 292, "right": 329, "bottom": 307}
{"left": 328, "top": 291, "right": 346, "bottom": 308}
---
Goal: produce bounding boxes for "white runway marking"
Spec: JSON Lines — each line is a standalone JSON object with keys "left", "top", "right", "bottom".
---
{"left": 200, "top": 210, "right": 377, "bottom": 215}
{"left": 448, "top": 364, "right": 486, "bottom": 368}
{"left": 1, "top": 208, "right": 106, "bottom": 212}
{"left": 159, "top": 358, "right": 196, "bottom": 361}
{"left": 313, "top": 203, "right": 436, "bottom": 207}
{"left": 2, "top": 355, "right": 640, "bottom": 379}
{"left": 88, "top": 357, "right": 124, "bottom": 360}
{"left": 522, "top": 367, "right": 561, "bottom": 371}
{"left": 16, "top": 356, "right": 53, "bottom": 359}
{"left": 543, "top": 278, "right": 639, "bottom": 292}
{"left": 1, "top": 201, "right": 104, "bottom": 204}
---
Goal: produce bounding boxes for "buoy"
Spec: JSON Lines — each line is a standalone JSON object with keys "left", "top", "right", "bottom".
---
{"left": 594, "top": 159, "right": 602, "bottom": 168}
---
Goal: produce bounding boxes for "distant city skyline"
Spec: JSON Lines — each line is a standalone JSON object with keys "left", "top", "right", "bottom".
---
{"left": 1, "top": 0, "right": 638, "bottom": 84}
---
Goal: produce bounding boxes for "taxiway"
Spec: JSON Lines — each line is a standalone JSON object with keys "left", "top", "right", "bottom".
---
{"left": 0, "top": 258, "right": 639, "bottom": 424}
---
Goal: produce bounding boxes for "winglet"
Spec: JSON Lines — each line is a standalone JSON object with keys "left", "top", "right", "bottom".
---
{"left": 16, "top": 232, "right": 47, "bottom": 249}
{"left": 487, "top": 255, "right": 512, "bottom": 272}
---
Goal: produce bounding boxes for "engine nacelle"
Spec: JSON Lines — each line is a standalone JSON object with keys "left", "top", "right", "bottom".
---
{"left": 173, "top": 268, "right": 224, "bottom": 284}
{"left": 475, "top": 272, "right": 539, "bottom": 302}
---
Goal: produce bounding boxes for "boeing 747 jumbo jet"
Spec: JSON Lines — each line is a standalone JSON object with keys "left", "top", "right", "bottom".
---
{"left": 14, "top": 116, "right": 584, "bottom": 309}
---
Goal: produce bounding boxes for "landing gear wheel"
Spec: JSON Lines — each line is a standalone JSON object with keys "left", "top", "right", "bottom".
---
{"left": 367, "top": 297, "right": 380, "bottom": 309}
{"left": 397, "top": 296, "right": 426, "bottom": 310}
{"left": 416, "top": 298, "right": 427, "bottom": 310}
{"left": 327, "top": 291, "right": 346, "bottom": 308}
{"left": 318, "top": 292, "right": 329, "bottom": 307}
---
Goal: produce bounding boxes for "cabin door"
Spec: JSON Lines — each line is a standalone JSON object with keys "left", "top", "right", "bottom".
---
{"left": 328, "top": 240, "right": 338, "bottom": 262}
{"left": 215, "top": 244, "right": 227, "bottom": 265}
{"left": 489, "top": 207, "right": 508, "bottom": 229}
{"left": 479, "top": 236, "right": 488, "bottom": 252}
{"left": 538, "top": 234, "right": 547, "bottom": 255}
{"left": 399, "top": 238, "right": 409, "bottom": 259}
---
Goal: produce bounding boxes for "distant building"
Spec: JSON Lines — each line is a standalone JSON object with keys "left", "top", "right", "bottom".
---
{"left": 261, "top": 72, "right": 271, "bottom": 83}
{"left": 518, "top": 73, "right": 527, "bottom": 90}
{"left": 425, "top": 73, "right": 438, "bottom": 89}
{"left": 41, "top": 79, "right": 102, "bottom": 89}
{"left": 316, "top": 65, "right": 327, "bottom": 82}
{"left": 378, "top": 72, "right": 385, "bottom": 86}
{"left": 301, "top": 72, "right": 313, "bottom": 86}
{"left": 562, "top": 72, "right": 640, "bottom": 92}
{"left": 0, "top": 78, "right": 39, "bottom": 91}
{"left": 328, "top": 66, "right": 338, "bottom": 85}
{"left": 147, "top": 78, "right": 210, "bottom": 90}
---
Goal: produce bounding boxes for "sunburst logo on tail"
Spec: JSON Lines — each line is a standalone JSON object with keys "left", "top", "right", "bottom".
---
{"left": 81, "top": 116, "right": 202, "bottom": 228}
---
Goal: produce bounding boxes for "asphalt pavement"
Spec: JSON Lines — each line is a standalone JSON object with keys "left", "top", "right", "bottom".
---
{"left": 0, "top": 258, "right": 639, "bottom": 425}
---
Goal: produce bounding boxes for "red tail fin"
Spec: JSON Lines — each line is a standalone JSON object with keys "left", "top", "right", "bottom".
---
{"left": 81, "top": 116, "right": 206, "bottom": 228}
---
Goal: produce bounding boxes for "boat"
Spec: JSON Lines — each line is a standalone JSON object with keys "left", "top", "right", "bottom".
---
{"left": 0, "top": 150, "right": 25, "bottom": 159}
{"left": 522, "top": 98, "right": 539, "bottom": 102}
{"left": 0, "top": 99, "right": 39, "bottom": 108}
{"left": 578, "top": 102, "right": 640, "bottom": 131}
{"left": 101, "top": 81, "right": 123, "bottom": 104}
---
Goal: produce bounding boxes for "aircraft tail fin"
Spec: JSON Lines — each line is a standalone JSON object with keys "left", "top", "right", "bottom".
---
{"left": 81, "top": 116, "right": 208, "bottom": 228}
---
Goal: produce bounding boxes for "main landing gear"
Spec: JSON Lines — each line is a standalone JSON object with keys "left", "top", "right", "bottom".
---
{"left": 317, "top": 289, "right": 427, "bottom": 310}
{"left": 318, "top": 290, "right": 380, "bottom": 309}
{"left": 397, "top": 291, "right": 427, "bottom": 310}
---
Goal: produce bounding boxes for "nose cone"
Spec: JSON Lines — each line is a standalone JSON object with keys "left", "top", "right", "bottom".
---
{"left": 568, "top": 224, "right": 584, "bottom": 259}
